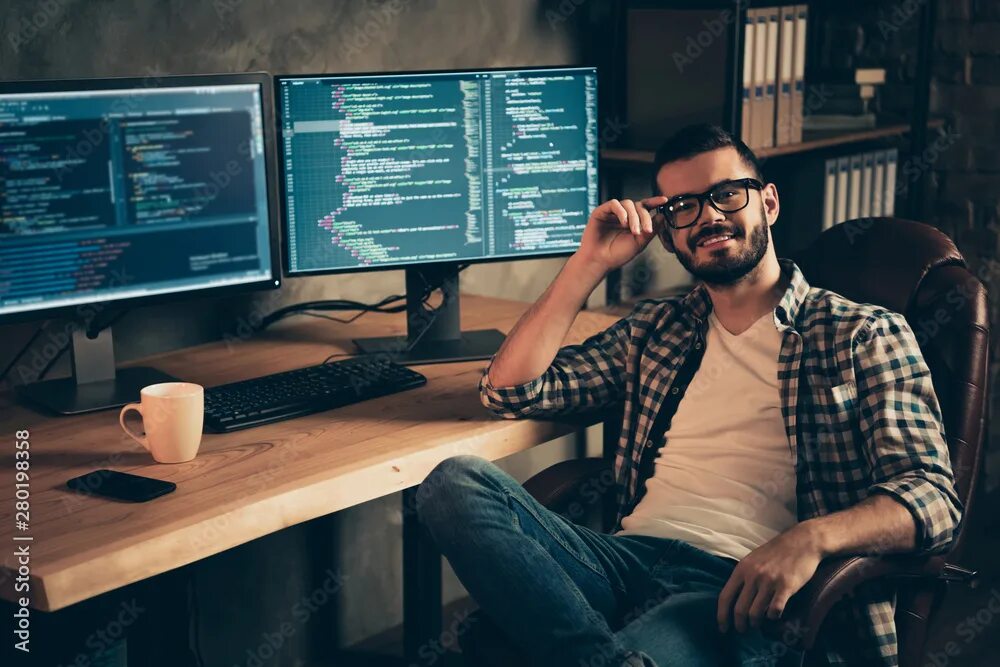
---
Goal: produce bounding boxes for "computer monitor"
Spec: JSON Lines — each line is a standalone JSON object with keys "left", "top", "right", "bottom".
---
{"left": 0, "top": 73, "right": 281, "bottom": 413}
{"left": 276, "top": 65, "right": 598, "bottom": 364}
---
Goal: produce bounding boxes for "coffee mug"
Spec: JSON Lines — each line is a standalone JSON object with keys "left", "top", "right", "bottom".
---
{"left": 119, "top": 382, "right": 204, "bottom": 463}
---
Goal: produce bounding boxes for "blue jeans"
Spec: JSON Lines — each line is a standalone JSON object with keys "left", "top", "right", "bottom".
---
{"left": 416, "top": 455, "right": 804, "bottom": 667}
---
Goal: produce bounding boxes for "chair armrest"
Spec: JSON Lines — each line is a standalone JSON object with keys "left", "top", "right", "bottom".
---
{"left": 522, "top": 457, "right": 615, "bottom": 531}
{"left": 760, "top": 554, "right": 947, "bottom": 651}
{"left": 523, "top": 456, "right": 612, "bottom": 508}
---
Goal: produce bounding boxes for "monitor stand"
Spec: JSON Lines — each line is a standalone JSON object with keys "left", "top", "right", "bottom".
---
{"left": 17, "top": 326, "right": 178, "bottom": 415}
{"left": 352, "top": 265, "right": 506, "bottom": 365}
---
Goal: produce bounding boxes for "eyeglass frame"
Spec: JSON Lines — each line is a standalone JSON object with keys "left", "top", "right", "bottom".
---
{"left": 654, "top": 177, "right": 766, "bottom": 230}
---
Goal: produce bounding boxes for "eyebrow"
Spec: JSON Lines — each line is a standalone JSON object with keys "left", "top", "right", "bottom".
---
{"left": 663, "top": 177, "right": 745, "bottom": 203}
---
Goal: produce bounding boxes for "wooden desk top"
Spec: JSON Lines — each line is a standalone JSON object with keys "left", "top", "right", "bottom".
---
{"left": 0, "top": 295, "right": 618, "bottom": 612}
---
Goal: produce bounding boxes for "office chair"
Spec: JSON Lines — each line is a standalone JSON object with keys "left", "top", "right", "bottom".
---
{"left": 458, "top": 218, "right": 990, "bottom": 667}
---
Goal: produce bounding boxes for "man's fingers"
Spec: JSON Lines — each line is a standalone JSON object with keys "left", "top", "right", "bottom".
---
{"left": 732, "top": 579, "right": 758, "bottom": 634}
{"left": 637, "top": 201, "right": 655, "bottom": 234}
{"left": 605, "top": 199, "right": 628, "bottom": 227}
{"left": 747, "top": 583, "right": 775, "bottom": 629}
{"left": 767, "top": 588, "right": 792, "bottom": 620}
{"left": 717, "top": 572, "right": 743, "bottom": 632}
{"left": 621, "top": 199, "right": 641, "bottom": 236}
{"left": 640, "top": 195, "right": 668, "bottom": 209}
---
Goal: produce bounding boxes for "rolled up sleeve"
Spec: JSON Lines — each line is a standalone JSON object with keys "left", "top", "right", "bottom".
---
{"left": 855, "top": 312, "right": 964, "bottom": 554}
{"left": 479, "top": 302, "right": 650, "bottom": 419}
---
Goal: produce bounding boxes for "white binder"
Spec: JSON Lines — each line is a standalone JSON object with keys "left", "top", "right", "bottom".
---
{"left": 860, "top": 152, "right": 875, "bottom": 218}
{"left": 885, "top": 148, "right": 898, "bottom": 216}
{"left": 835, "top": 156, "right": 850, "bottom": 224}
{"left": 823, "top": 159, "right": 837, "bottom": 230}
{"left": 762, "top": 7, "right": 779, "bottom": 148}
{"left": 848, "top": 154, "right": 862, "bottom": 220}
{"left": 751, "top": 9, "right": 768, "bottom": 148}
{"left": 872, "top": 150, "right": 886, "bottom": 216}
{"left": 741, "top": 10, "right": 755, "bottom": 145}
{"left": 790, "top": 4, "right": 808, "bottom": 144}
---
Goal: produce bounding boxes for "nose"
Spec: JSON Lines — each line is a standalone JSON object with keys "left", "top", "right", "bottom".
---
{"left": 695, "top": 198, "right": 727, "bottom": 227}
{"left": 688, "top": 201, "right": 727, "bottom": 245}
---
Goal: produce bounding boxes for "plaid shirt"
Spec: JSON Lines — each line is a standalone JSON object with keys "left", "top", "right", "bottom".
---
{"left": 479, "top": 258, "right": 963, "bottom": 666}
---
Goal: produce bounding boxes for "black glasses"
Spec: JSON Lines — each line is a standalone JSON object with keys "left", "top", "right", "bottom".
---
{"left": 656, "top": 178, "right": 764, "bottom": 230}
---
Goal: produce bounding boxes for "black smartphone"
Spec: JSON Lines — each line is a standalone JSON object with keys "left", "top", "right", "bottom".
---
{"left": 67, "top": 469, "right": 176, "bottom": 502}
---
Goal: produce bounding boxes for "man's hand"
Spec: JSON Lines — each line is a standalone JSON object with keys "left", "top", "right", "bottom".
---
{"left": 576, "top": 196, "right": 668, "bottom": 272}
{"left": 716, "top": 522, "right": 824, "bottom": 634}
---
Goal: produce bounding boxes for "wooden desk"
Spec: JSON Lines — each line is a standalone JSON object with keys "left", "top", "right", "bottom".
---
{"left": 0, "top": 294, "right": 618, "bottom": 614}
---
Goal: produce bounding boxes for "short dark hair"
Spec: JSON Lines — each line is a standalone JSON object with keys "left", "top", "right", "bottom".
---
{"left": 650, "top": 123, "right": 762, "bottom": 195}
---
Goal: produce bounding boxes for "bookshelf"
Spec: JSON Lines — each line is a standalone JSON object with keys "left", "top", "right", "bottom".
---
{"left": 593, "top": 0, "right": 939, "bottom": 305}
{"left": 600, "top": 118, "right": 946, "bottom": 168}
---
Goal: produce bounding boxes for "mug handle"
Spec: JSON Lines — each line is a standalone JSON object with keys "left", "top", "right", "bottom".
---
{"left": 119, "top": 403, "right": 150, "bottom": 451}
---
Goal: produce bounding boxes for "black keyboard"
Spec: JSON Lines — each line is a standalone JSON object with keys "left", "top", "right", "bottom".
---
{"left": 203, "top": 356, "right": 428, "bottom": 432}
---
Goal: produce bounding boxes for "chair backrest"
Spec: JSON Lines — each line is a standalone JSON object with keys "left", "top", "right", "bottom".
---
{"left": 791, "top": 218, "right": 990, "bottom": 666}
{"left": 790, "top": 217, "right": 990, "bottom": 561}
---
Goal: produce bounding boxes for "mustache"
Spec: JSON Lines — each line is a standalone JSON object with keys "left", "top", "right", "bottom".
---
{"left": 690, "top": 225, "right": 742, "bottom": 248}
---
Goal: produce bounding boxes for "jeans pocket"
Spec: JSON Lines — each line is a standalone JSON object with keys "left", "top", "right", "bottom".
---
{"left": 506, "top": 489, "right": 616, "bottom": 588}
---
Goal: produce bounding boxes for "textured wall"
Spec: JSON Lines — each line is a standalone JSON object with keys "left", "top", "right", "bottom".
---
{"left": 0, "top": 1, "right": 596, "bottom": 664}
{"left": 930, "top": 0, "right": 1000, "bottom": 490}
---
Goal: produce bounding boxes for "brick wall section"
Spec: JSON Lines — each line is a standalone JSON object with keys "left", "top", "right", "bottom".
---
{"left": 931, "top": 0, "right": 1000, "bottom": 490}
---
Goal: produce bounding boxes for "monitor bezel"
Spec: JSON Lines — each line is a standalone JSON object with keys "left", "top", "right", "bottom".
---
{"left": 0, "top": 72, "right": 283, "bottom": 327}
{"left": 274, "top": 64, "right": 598, "bottom": 278}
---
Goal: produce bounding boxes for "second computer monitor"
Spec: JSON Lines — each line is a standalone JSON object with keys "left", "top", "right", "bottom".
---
{"left": 276, "top": 66, "right": 598, "bottom": 275}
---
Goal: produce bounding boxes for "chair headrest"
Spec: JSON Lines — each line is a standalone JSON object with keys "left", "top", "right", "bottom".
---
{"left": 789, "top": 218, "right": 967, "bottom": 314}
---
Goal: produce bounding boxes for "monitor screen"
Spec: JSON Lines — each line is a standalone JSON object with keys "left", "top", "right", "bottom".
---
{"left": 277, "top": 66, "right": 598, "bottom": 275}
{"left": 0, "top": 76, "right": 278, "bottom": 320}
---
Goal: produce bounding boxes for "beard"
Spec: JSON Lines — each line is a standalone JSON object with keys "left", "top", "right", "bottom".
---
{"left": 675, "top": 204, "right": 770, "bottom": 287}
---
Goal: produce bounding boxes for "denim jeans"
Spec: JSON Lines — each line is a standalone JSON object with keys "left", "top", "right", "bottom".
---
{"left": 416, "top": 455, "right": 804, "bottom": 667}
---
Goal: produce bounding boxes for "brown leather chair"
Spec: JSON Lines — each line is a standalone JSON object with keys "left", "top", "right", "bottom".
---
{"left": 459, "top": 218, "right": 990, "bottom": 667}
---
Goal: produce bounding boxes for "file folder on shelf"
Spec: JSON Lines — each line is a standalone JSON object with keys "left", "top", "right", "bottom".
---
{"left": 834, "top": 156, "right": 850, "bottom": 224}
{"left": 741, "top": 9, "right": 755, "bottom": 145}
{"left": 775, "top": 5, "right": 796, "bottom": 146}
{"left": 848, "top": 154, "right": 863, "bottom": 220}
{"left": 760, "top": 6, "right": 779, "bottom": 148}
{"left": 750, "top": 8, "right": 768, "bottom": 148}
{"left": 872, "top": 150, "right": 886, "bottom": 216}
{"left": 885, "top": 148, "right": 898, "bottom": 216}
{"left": 790, "top": 4, "right": 808, "bottom": 144}
{"left": 860, "top": 152, "right": 875, "bottom": 218}
{"left": 822, "top": 158, "right": 837, "bottom": 231}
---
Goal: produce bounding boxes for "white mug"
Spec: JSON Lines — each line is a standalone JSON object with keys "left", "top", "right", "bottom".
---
{"left": 119, "top": 382, "right": 204, "bottom": 463}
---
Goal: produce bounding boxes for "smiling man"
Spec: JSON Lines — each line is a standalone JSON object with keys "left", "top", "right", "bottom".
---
{"left": 416, "top": 124, "right": 962, "bottom": 666}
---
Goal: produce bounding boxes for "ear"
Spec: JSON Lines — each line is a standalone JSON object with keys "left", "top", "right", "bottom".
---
{"left": 762, "top": 182, "right": 780, "bottom": 227}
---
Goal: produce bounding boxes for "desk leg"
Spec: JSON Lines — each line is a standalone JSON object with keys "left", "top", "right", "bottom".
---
{"left": 129, "top": 567, "right": 200, "bottom": 667}
{"left": 402, "top": 486, "right": 442, "bottom": 662}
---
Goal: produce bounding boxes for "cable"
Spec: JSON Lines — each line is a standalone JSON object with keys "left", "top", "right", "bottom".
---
{"left": 0, "top": 324, "right": 47, "bottom": 385}
{"left": 316, "top": 264, "right": 468, "bottom": 364}
{"left": 320, "top": 298, "right": 443, "bottom": 366}
{"left": 258, "top": 264, "right": 470, "bottom": 333}
{"left": 256, "top": 292, "right": 408, "bottom": 331}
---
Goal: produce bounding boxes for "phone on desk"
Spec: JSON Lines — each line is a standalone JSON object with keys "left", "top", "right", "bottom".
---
{"left": 67, "top": 469, "right": 176, "bottom": 502}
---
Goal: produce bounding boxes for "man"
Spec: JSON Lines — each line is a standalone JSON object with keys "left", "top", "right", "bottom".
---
{"left": 416, "top": 124, "right": 962, "bottom": 666}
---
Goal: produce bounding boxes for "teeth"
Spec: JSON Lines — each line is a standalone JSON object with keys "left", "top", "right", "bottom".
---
{"left": 699, "top": 234, "right": 733, "bottom": 247}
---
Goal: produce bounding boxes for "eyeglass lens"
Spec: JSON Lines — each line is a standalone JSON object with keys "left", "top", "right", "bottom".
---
{"left": 667, "top": 181, "right": 749, "bottom": 228}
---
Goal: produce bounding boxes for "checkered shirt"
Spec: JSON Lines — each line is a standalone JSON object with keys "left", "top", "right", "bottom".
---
{"left": 479, "top": 258, "right": 963, "bottom": 666}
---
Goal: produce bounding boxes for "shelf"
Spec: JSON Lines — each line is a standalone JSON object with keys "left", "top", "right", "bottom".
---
{"left": 600, "top": 118, "right": 945, "bottom": 168}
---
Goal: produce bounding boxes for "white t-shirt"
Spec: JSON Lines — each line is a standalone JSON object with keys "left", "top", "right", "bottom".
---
{"left": 616, "top": 309, "right": 798, "bottom": 562}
